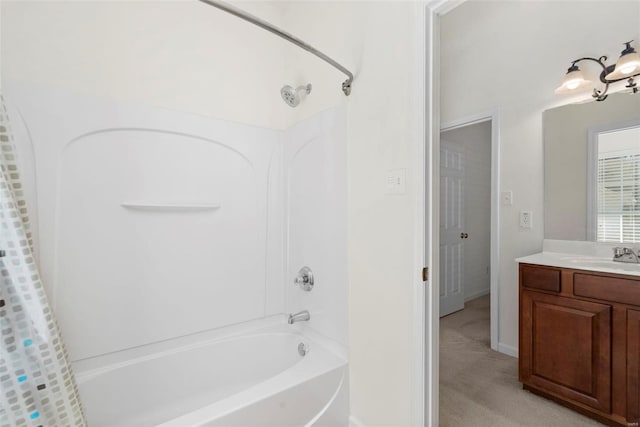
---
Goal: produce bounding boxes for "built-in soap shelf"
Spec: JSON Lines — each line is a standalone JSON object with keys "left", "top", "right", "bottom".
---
{"left": 120, "top": 202, "right": 221, "bottom": 212}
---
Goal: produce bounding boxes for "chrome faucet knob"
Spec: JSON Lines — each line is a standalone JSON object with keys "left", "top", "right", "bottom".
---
{"left": 614, "top": 247, "right": 625, "bottom": 257}
{"left": 294, "top": 266, "right": 314, "bottom": 291}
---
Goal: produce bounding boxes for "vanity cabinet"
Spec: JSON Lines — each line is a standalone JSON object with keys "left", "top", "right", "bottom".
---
{"left": 519, "top": 264, "right": 640, "bottom": 426}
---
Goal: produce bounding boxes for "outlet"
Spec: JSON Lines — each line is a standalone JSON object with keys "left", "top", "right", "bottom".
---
{"left": 502, "top": 191, "right": 513, "bottom": 206}
{"left": 520, "top": 211, "right": 532, "bottom": 229}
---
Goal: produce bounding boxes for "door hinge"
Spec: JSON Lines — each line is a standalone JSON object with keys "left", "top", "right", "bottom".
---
{"left": 422, "top": 267, "right": 428, "bottom": 282}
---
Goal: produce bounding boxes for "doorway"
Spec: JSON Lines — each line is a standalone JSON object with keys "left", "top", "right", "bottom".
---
{"left": 417, "top": 4, "right": 503, "bottom": 426}
{"left": 439, "top": 120, "right": 492, "bottom": 317}
{"left": 437, "top": 115, "right": 500, "bottom": 426}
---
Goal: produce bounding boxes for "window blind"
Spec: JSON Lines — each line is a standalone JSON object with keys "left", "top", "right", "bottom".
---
{"left": 597, "top": 154, "right": 640, "bottom": 242}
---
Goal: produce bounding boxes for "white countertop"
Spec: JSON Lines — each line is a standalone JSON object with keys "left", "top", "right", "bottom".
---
{"left": 516, "top": 240, "right": 640, "bottom": 277}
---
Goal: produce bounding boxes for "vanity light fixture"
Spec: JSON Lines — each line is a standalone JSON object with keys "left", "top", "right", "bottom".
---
{"left": 556, "top": 41, "right": 640, "bottom": 101}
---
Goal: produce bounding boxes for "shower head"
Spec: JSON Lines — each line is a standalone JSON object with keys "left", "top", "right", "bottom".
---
{"left": 280, "top": 84, "right": 312, "bottom": 107}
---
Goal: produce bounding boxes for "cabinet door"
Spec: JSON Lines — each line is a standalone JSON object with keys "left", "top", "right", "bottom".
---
{"left": 629, "top": 309, "right": 640, "bottom": 423}
{"left": 520, "top": 290, "right": 612, "bottom": 413}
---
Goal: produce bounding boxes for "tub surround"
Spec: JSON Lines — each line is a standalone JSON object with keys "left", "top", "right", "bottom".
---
{"left": 5, "top": 82, "right": 347, "bottom": 356}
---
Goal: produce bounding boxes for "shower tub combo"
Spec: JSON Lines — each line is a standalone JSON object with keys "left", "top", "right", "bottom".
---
{"left": 7, "top": 83, "right": 348, "bottom": 427}
{"left": 6, "top": 1, "right": 350, "bottom": 424}
{"left": 7, "top": 81, "right": 349, "bottom": 426}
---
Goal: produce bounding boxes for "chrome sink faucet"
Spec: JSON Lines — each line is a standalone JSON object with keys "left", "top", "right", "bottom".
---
{"left": 288, "top": 310, "right": 310, "bottom": 324}
{"left": 613, "top": 247, "right": 640, "bottom": 263}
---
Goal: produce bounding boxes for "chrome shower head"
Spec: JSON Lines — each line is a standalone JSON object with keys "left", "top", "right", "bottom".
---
{"left": 280, "top": 84, "right": 312, "bottom": 107}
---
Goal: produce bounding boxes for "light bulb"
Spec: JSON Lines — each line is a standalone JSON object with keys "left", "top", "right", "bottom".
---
{"left": 620, "top": 63, "right": 638, "bottom": 75}
{"left": 566, "top": 79, "right": 581, "bottom": 90}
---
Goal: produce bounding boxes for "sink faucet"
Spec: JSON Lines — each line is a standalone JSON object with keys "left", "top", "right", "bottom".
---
{"left": 288, "top": 310, "right": 310, "bottom": 324}
{"left": 613, "top": 247, "right": 640, "bottom": 263}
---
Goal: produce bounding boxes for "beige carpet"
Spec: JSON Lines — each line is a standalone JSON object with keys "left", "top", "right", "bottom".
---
{"left": 439, "top": 295, "right": 603, "bottom": 426}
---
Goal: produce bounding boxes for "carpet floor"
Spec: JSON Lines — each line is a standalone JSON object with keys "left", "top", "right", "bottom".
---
{"left": 439, "top": 294, "right": 603, "bottom": 426}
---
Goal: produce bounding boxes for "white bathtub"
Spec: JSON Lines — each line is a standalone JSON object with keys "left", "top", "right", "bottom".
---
{"left": 75, "top": 320, "right": 348, "bottom": 427}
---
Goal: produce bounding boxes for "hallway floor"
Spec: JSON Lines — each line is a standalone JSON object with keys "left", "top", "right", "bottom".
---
{"left": 439, "top": 295, "right": 603, "bottom": 426}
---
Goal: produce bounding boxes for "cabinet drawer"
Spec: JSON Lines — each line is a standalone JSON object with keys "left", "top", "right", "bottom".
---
{"left": 574, "top": 273, "right": 640, "bottom": 306}
{"left": 521, "top": 264, "right": 561, "bottom": 293}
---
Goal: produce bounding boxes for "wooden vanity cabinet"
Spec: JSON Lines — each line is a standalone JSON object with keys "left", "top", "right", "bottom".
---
{"left": 519, "top": 263, "right": 640, "bottom": 427}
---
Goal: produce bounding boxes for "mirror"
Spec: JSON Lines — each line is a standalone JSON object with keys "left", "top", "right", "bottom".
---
{"left": 544, "top": 93, "right": 640, "bottom": 241}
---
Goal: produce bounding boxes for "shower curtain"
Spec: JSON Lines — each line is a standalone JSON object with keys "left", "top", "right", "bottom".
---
{"left": 0, "top": 95, "right": 86, "bottom": 426}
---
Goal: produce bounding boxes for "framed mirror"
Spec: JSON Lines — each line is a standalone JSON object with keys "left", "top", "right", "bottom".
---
{"left": 544, "top": 93, "right": 640, "bottom": 241}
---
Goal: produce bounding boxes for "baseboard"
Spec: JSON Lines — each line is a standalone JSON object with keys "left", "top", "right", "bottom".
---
{"left": 498, "top": 342, "right": 518, "bottom": 358}
{"left": 349, "top": 415, "right": 365, "bottom": 427}
{"left": 464, "top": 288, "right": 490, "bottom": 302}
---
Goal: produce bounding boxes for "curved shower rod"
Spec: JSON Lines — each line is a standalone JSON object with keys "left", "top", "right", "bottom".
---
{"left": 198, "top": 0, "right": 354, "bottom": 96}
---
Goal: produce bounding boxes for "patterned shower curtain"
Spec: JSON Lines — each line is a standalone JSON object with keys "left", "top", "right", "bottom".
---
{"left": 0, "top": 95, "right": 86, "bottom": 426}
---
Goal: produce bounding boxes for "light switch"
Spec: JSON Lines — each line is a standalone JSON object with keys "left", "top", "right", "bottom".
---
{"left": 386, "top": 169, "right": 407, "bottom": 194}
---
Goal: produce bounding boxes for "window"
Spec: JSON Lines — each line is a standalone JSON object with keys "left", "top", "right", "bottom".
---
{"left": 595, "top": 126, "right": 640, "bottom": 242}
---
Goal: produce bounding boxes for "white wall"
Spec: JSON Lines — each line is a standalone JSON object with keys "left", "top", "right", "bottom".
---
{"left": 441, "top": 0, "right": 640, "bottom": 354}
{"left": 442, "top": 121, "right": 492, "bottom": 302}
{"left": 1, "top": 0, "right": 290, "bottom": 129}
{"left": 279, "top": 2, "right": 421, "bottom": 425}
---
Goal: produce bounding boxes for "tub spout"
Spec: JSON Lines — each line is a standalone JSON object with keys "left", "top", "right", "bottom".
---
{"left": 288, "top": 310, "right": 310, "bottom": 324}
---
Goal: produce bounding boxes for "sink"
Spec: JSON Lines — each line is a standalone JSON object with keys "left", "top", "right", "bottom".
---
{"left": 558, "top": 255, "right": 611, "bottom": 263}
{"left": 558, "top": 256, "right": 640, "bottom": 272}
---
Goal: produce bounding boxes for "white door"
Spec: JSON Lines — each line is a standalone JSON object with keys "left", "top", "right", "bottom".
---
{"left": 440, "top": 140, "right": 465, "bottom": 317}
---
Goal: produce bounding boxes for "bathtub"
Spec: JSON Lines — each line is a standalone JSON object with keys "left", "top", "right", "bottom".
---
{"left": 75, "top": 319, "right": 348, "bottom": 427}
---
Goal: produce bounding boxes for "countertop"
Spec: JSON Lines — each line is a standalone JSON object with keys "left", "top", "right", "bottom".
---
{"left": 516, "top": 251, "right": 640, "bottom": 277}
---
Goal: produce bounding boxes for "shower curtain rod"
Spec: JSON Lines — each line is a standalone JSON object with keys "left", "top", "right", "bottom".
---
{"left": 198, "top": 0, "right": 354, "bottom": 96}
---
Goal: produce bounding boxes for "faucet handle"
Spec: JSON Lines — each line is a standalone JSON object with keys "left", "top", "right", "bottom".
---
{"left": 624, "top": 247, "right": 636, "bottom": 255}
{"left": 294, "top": 266, "right": 314, "bottom": 292}
{"left": 614, "top": 247, "right": 625, "bottom": 257}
